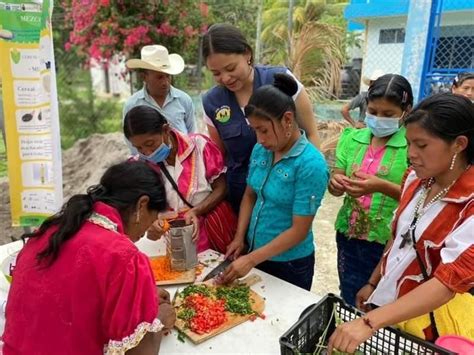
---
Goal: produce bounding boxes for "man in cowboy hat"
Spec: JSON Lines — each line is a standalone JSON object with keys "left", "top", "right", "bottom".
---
{"left": 123, "top": 45, "right": 196, "bottom": 134}
{"left": 341, "top": 68, "right": 384, "bottom": 128}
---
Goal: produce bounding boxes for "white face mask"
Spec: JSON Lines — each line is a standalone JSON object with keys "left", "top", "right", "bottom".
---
{"left": 365, "top": 113, "right": 402, "bottom": 137}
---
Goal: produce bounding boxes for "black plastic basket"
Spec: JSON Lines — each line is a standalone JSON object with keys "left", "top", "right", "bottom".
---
{"left": 280, "top": 293, "right": 455, "bottom": 355}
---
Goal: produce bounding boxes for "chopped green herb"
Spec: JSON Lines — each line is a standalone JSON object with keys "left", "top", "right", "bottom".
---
{"left": 216, "top": 285, "right": 253, "bottom": 315}
{"left": 177, "top": 329, "right": 187, "bottom": 343}
{"left": 180, "top": 284, "right": 212, "bottom": 298}
{"left": 177, "top": 308, "right": 196, "bottom": 321}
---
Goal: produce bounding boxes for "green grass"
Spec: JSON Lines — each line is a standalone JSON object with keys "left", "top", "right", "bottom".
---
{"left": 0, "top": 135, "right": 6, "bottom": 178}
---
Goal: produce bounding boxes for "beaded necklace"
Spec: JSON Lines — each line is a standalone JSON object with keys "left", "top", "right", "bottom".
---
{"left": 399, "top": 164, "right": 470, "bottom": 248}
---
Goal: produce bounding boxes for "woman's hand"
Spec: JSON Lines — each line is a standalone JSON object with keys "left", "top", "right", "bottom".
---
{"left": 343, "top": 171, "right": 384, "bottom": 198}
{"left": 327, "top": 317, "right": 374, "bottom": 354}
{"left": 183, "top": 209, "right": 199, "bottom": 241}
{"left": 221, "top": 255, "right": 255, "bottom": 284}
{"left": 329, "top": 173, "right": 347, "bottom": 196}
{"left": 225, "top": 237, "right": 246, "bottom": 261}
{"left": 158, "top": 288, "right": 171, "bottom": 305}
{"left": 356, "top": 284, "right": 375, "bottom": 312}
{"left": 147, "top": 219, "right": 168, "bottom": 241}
{"left": 158, "top": 302, "right": 176, "bottom": 332}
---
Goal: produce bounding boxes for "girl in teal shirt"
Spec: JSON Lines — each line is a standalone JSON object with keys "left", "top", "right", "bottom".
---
{"left": 222, "top": 73, "right": 328, "bottom": 290}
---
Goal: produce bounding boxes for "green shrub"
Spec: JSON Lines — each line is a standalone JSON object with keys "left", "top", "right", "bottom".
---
{"left": 57, "top": 67, "right": 122, "bottom": 149}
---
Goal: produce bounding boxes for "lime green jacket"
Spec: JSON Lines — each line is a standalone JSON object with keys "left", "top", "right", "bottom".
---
{"left": 334, "top": 127, "right": 408, "bottom": 244}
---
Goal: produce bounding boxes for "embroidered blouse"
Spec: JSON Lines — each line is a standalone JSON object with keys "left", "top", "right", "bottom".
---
{"left": 369, "top": 167, "right": 474, "bottom": 306}
{"left": 3, "top": 202, "right": 162, "bottom": 355}
{"left": 334, "top": 127, "right": 408, "bottom": 243}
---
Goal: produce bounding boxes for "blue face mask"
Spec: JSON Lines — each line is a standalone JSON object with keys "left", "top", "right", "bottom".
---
{"left": 365, "top": 113, "right": 401, "bottom": 137}
{"left": 138, "top": 142, "right": 171, "bottom": 164}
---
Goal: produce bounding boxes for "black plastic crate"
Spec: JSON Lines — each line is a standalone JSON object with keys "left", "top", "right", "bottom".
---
{"left": 280, "top": 293, "right": 455, "bottom": 355}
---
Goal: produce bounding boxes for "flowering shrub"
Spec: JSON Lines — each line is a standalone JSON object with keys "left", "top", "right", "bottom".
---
{"left": 62, "top": 0, "right": 208, "bottom": 62}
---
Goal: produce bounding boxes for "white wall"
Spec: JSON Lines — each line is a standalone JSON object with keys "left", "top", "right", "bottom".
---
{"left": 360, "top": 16, "right": 406, "bottom": 91}
{"left": 359, "top": 11, "right": 473, "bottom": 91}
{"left": 90, "top": 55, "right": 131, "bottom": 98}
{"left": 441, "top": 11, "right": 474, "bottom": 26}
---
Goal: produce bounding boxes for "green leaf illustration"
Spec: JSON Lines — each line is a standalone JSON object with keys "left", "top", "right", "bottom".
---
{"left": 11, "top": 49, "right": 21, "bottom": 64}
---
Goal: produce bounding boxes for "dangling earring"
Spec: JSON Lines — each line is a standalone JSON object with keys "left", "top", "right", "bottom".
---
{"left": 135, "top": 210, "right": 140, "bottom": 224}
{"left": 450, "top": 153, "right": 457, "bottom": 170}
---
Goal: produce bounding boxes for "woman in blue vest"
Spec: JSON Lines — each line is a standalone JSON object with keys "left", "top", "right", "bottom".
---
{"left": 220, "top": 73, "right": 328, "bottom": 290}
{"left": 201, "top": 23, "right": 320, "bottom": 213}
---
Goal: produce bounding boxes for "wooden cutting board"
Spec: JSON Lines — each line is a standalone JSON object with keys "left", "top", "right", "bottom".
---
{"left": 174, "top": 276, "right": 265, "bottom": 344}
{"left": 155, "top": 267, "right": 196, "bottom": 286}
{"left": 149, "top": 256, "right": 196, "bottom": 286}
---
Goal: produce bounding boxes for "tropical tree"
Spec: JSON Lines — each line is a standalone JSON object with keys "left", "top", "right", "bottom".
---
{"left": 207, "top": 0, "right": 259, "bottom": 46}
{"left": 52, "top": 1, "right": 210, "bottom": 147}
{"left": 261, "top": 0, "right": 350, "bottom": 99}
{"left": 61, "top": 0, "right": 208, "bottom": 63}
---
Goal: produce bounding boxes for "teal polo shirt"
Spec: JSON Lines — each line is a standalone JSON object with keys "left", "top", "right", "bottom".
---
{"left": 246, "top": 132, "right": 329, "bottom": 262}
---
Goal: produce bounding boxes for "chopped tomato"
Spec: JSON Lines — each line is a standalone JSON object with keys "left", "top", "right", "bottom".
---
{"left": 184, "top": 294, "right": 227, "bottom": 334}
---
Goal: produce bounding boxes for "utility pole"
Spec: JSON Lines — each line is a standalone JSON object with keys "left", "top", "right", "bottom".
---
{"left": 287, "top": 0, "right": 294, "bottom": 67}
{"left": 255, "top": 0, "right": 263, "bottom": 64}
{"left": 197, "top": 35, "right": 203, "bottom": 94}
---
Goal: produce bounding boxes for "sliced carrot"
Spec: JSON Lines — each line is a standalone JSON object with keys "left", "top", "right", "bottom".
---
{"left": 149, "top": 256, "right": 183, "bottom": 281}
{"left": 161, "top": 219, "right": 171, "bottom": 232}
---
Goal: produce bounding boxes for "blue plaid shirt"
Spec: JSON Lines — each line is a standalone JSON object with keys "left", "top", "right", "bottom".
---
{"left": 123, "top": 85, "right": 196, "bottom": 134}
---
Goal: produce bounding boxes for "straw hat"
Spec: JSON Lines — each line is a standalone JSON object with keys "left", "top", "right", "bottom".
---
{"left": 362, "top": 69, "right": 384, "bottom": 86}
{"left": 126, "top": 45, "right": 185, "bottom": 75}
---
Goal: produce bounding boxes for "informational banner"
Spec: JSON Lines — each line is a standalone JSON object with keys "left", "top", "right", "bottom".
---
{"left": 0, "top": 0, "right": 62, "bottom": 227}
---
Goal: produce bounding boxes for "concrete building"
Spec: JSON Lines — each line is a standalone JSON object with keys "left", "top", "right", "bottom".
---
{"left": 345, "top": 0, "right": 474, "bottom": 92}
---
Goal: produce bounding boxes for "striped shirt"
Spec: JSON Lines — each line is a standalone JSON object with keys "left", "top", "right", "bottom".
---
{"left": 369, "top": 167, "right": 474, "bottom": 306}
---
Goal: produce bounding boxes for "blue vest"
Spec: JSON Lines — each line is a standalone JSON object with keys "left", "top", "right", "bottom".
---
{"left": 202, "top": 65, "right": 287, "bottom": 176}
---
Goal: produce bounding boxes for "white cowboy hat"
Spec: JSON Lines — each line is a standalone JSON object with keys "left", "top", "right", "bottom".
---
{"left": 362, "top": 69, "right": 385, "bottom": 86}
{"left": 126, "top": 45, "right": 185, "bottom": 75}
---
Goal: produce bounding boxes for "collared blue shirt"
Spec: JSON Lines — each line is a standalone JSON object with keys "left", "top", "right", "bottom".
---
{"left": 123, "top": 85, "right": 196, "bottom": 134}
{"left": 246, "top": 132, "right": 329, "bottom": 262}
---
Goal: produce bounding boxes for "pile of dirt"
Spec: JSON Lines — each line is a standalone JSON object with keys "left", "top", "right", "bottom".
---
{"left": 0, "top": 133, "right": 130, "bottom": 244}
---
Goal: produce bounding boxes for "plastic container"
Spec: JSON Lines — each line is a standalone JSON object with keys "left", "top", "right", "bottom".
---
{"left": 280, "top": 293, "right": 455, "bottom": 355}
{"left": 436, "top": 335, "right": 474, "bottom": 355}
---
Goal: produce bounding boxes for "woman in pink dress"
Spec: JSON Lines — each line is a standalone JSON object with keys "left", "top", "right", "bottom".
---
{"left": 3, "top": 161, "right": 175, "bottom": 354}
{"left": 124, "top": 105, "right": 237, "bottom": 254}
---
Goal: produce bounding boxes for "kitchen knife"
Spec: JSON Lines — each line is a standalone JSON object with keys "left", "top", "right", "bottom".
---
{"left": 202, "top": 258, "right": 232, "bottom": 281}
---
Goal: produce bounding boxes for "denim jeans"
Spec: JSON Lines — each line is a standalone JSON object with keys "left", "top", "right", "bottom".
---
{"left": 336, "top": 231, "right": 385, "bottom": 307}
{"left": 256, "top": 253, "right": 315, "bottom": 291}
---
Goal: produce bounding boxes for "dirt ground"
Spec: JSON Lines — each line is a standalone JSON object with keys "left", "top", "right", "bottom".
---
{"left": 312, "top": 193, "right": 343, "bottom": 297}
{"left": 0, "top": 131, "right": 343, "bottom": 298}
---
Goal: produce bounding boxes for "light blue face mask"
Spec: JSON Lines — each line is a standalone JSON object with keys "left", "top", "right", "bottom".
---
{"left": 138, "top": 142, "right": 171, "bottom": 164}
{"left": 365, "top": 113, "right": 402, "bottom": 137}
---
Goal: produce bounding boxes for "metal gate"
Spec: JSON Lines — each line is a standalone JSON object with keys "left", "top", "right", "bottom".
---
{"left": 419, "top": 0, "right": 474, "bottom": 99}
